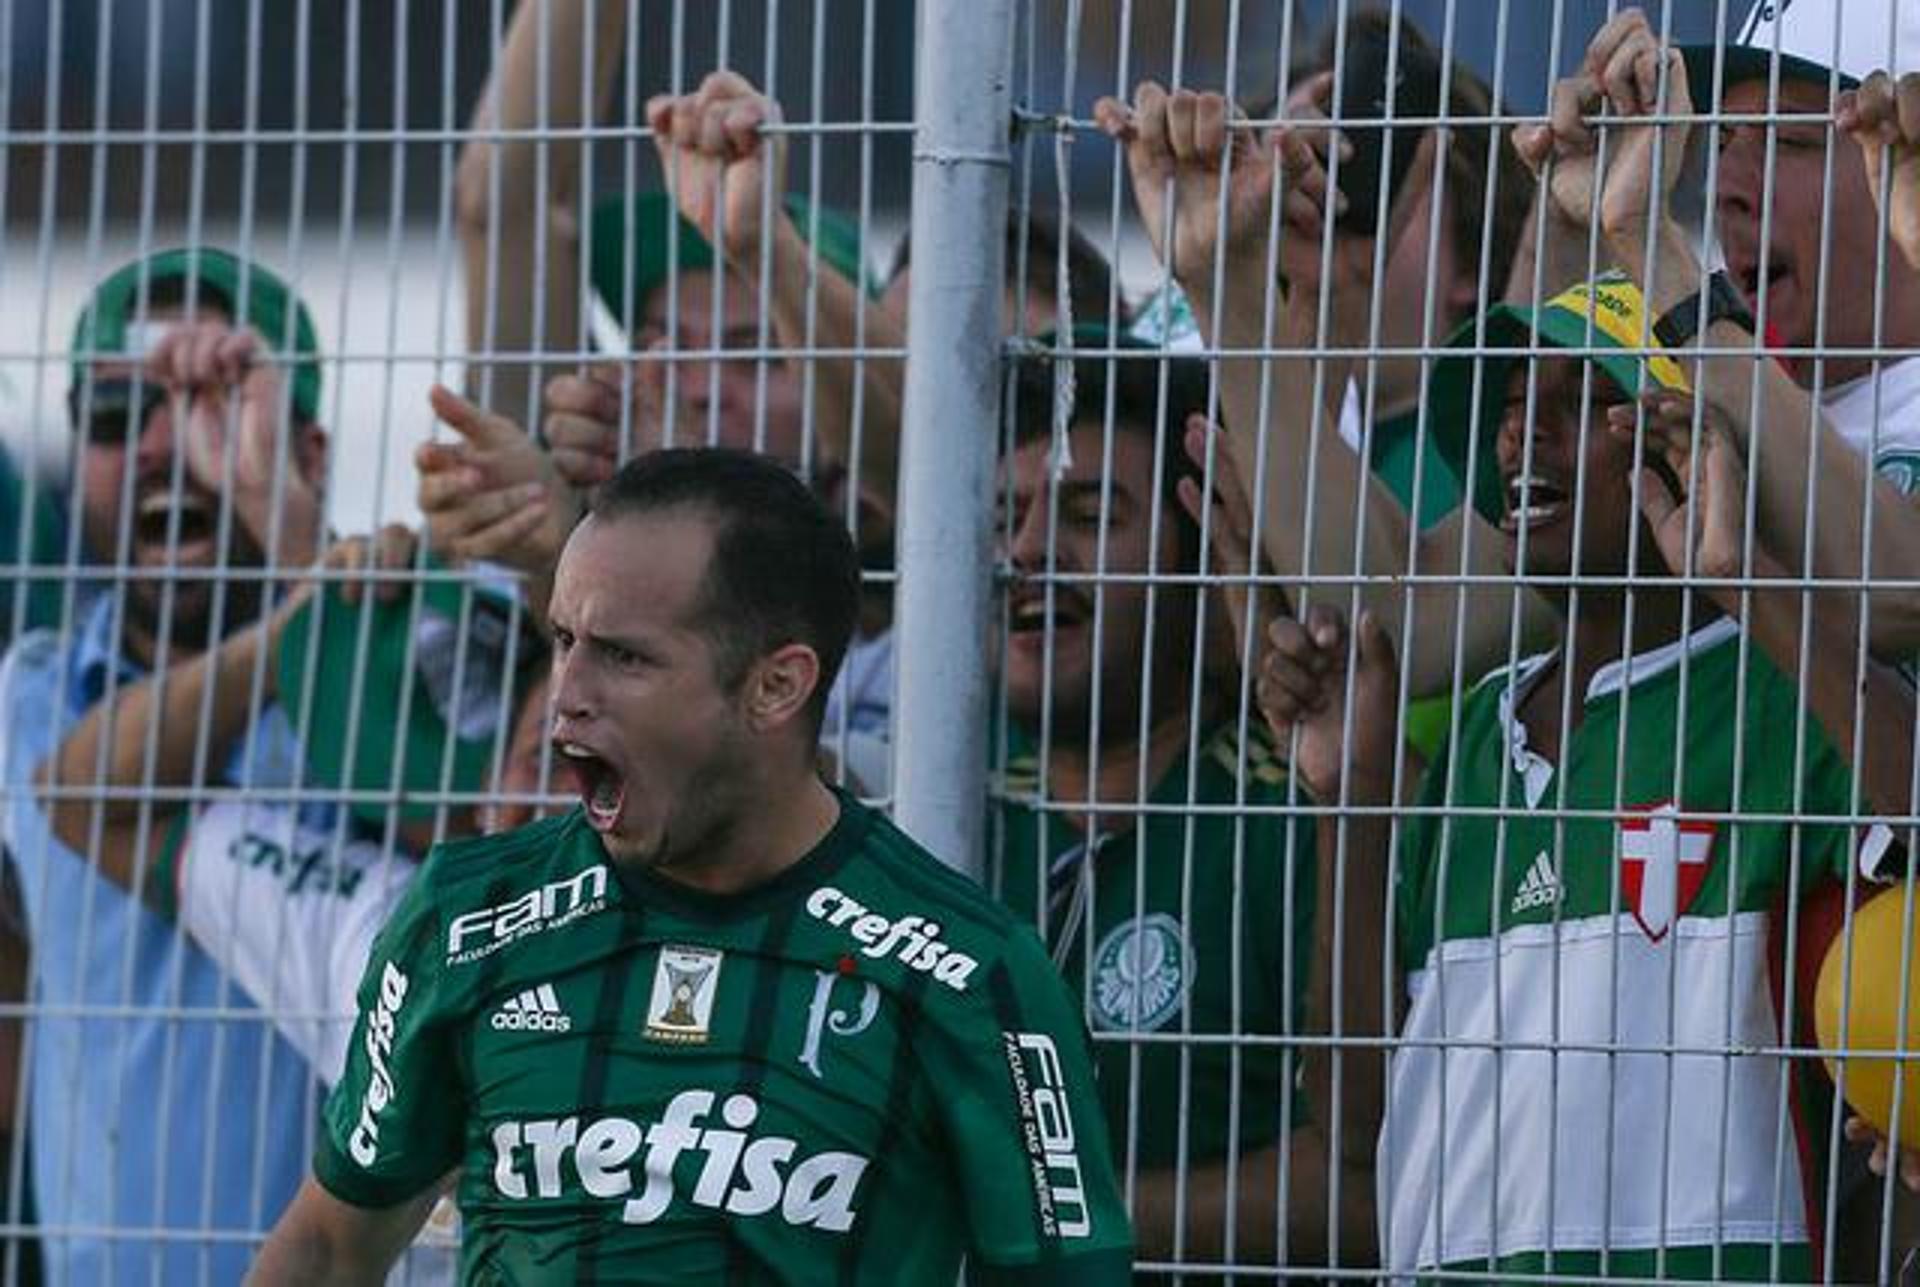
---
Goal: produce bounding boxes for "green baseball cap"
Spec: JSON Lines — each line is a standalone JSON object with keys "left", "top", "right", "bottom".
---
{"left": 587, "top": 190, "right": 870, "bottom": 330}
{"left": 1427, "top": 271, "right": 1692, "bottom": 524}
{"left": 69, "top": 247, "right": 324, "bottom": 423}
{"left": 277, "top": 569, "right": 539, "bottom": 825}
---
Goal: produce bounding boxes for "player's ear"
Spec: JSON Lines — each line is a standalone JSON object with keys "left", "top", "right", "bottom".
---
{"left": 742, "top": 642, "right": 821, "bottom": 734}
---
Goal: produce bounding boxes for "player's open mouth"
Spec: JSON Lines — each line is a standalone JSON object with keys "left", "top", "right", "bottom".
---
{"left": 1501, "top": 473, "right": 1570, "bottom": 534}
{"left": 134, "top": 490, "right": 218, "bottom": 557}
{"left": 556, "top": 742, "right": 626, "bottom": 833}
{"left": 1007, "top": 588, "right": 1091, "bottom": 638}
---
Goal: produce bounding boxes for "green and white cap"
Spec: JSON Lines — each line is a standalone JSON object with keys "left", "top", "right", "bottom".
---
{"left": 69, "top": 247, "right": 324, "bottom": 422}
{"left": 277, "top": 567, "right": 537, "bottom": 825}
{"left": 1427, "top": 271, "right": 1692, "bottom": 524}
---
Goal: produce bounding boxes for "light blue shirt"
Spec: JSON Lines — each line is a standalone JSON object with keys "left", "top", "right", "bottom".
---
{"left": 0, "top": 595, "right": 316, "bottom": 1285}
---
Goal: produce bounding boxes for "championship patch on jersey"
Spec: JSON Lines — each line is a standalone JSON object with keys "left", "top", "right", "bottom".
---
{"left": 1618, "top": 801, "right": 1715, "bottom": 942}
{"left": 646, "top": 945, "right": 723, "bottom": 1044}
{"left": 1090, "top": 913, "right": 1192, "bottom": 1032}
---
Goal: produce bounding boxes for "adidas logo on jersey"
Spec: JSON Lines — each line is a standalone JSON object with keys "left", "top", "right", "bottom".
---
{"left": 491, "top": 1089, "right": 868, "bottom": 1232}
{"left": 1510, "top": 850, "right": 1564, "bottom": 916}
{"left": 491, "top": 984, "right": 572, "bottom": 1033}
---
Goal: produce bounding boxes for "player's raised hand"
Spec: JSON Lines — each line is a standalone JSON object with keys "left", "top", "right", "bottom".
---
{"left": 1257, "top": 603, "right": 1399, "bottom": 802}
{"left": 1839, "top": 71, "right": 1920, "bottom": 271}
{"left": 1513, "top": 8, "right": 1690, "bottom": 253}
{"left": 418, "top": 385, "right": 579, "bottom": 575}
{"left": 646, "top": 71, "right": 788, "bottom": 267}
{"left": 1094, "top": 83, "right": 1285, "bottom": 300}
{"left": 1616, "top": 388, "right": 1751, "bottom": 603}
{"left": 144, "top": 319, "right": 325, "bottom": 570}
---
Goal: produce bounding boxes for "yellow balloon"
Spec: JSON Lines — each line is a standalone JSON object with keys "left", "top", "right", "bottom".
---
{"left": 1816, "top": 886, "right": 1920, "bottom": 1144}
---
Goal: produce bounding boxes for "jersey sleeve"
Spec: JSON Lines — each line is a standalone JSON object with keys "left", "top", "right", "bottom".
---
{"left": 311, "top": 868, "right": 465, "bottom": 1210}
{"left": 150, "top": 800, "right": 417, "bottom": 1084}
{"left": 924, "top": 924, "right": 1134, "bottom": 1285}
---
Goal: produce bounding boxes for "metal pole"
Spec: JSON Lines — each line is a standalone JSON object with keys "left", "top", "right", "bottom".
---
{"left": 891, "top": 0, "right": 1014, "bottom": 876}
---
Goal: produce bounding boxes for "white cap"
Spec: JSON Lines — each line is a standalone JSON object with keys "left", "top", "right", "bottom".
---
{"left": 1732, "top": 0, "right": 1919, "bottom": 84}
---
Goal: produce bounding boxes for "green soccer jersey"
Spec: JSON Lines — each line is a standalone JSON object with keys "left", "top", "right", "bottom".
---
{"left": 316, "top": 793, "right": 1134, "bottom": 1285}
{"left": 989, "top": 721, "right": 1316, "bottom": 1177}
{"left": 1384, "top": 617, "right": 1858, "bottom": 1282}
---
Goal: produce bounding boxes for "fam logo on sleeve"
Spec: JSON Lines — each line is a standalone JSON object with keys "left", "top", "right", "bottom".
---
{"left": 1618, "top": 802, "right": 1716, "bottom": 942}
{"left": 1002, "top": 1031, "right": 1092, "bottom": 1239}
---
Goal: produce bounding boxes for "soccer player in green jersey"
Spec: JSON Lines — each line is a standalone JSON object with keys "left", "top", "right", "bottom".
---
{"left": 253, "top": 449, "right": 1134, "bottom": 1284}
{"left": 1258, "top": 273, "right": 1920, "bottom": 1280}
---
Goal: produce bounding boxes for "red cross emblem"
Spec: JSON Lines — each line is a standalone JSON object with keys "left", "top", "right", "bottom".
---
{"left": 1618, "top": 801, "right": 1715, "bottom": 942}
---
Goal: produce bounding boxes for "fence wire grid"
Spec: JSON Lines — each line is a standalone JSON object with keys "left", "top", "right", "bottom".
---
{"left": 0, "top": 0, "right": 1917, "bottom": 1283}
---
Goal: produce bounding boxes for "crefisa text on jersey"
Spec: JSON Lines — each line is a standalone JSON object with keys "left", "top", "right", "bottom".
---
{"left": 804, "top": 887, "right": 979, "bottom": 990}
{"left": 447, "top": 866, "right": 611, "bottom": 964}
{"left": 490, "top": 1089, "right": 868, "bottom": 1232}
{"left": 348, "top": 962, "right": 411, "bottom": 1166}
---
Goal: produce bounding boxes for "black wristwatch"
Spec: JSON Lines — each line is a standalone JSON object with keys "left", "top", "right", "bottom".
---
{"left": 1652, "top": 269, "right": 1756, "bottom": 348}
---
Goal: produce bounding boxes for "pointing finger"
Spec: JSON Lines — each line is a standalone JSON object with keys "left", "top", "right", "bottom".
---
{"left": 429, "top": 384, "right": 534, "bottom": 452}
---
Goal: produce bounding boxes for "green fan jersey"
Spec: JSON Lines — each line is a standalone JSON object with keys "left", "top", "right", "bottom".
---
{"left": 1384, "top": 617, "right": 1860, "bottom": 1282}
{"left": 315, "top": 793, "right": 1134, "bottom": 1285}
{"left": 989, "top": 721, "right": 1316, "bottom": 1178}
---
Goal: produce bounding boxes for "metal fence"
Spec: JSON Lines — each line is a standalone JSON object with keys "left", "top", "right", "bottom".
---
{"left": 0, "top": 0, "right": 1917, "bottom": 1282}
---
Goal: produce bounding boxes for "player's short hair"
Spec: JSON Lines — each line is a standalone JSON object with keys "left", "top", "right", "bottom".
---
{"left": 590, "top": 448, "right": 861, "bottom": 734}
{"left": 1003, "top": 336, "right": 1210, "bottom": 568}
